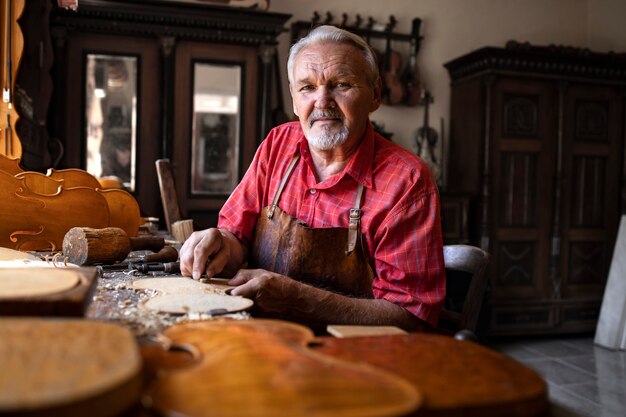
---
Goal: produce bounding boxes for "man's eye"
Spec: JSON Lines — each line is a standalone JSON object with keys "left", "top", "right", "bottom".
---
{"left": 337, "top": 82, "right": 351, "bottom": 88}
{"left": 299, "top": 85, "right": 314, "bottom": 91}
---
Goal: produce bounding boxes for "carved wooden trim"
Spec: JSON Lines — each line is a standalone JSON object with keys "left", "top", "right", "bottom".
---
{"left": 51, "top": 0, "right": 289, "bottom": 46}
{"left": 445, "top": 41, "right": 626, "bottom": 83}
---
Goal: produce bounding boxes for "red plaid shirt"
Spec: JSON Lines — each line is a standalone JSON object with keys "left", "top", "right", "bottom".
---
{"left": 219, "top": 121, "right": 445, "bottom": 325}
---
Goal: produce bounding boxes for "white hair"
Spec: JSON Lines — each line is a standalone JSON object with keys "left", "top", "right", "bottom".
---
{"left": 287, "top": 25, "right": 379, "bottom": 87}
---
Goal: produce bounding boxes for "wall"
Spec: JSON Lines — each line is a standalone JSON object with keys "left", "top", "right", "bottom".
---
{"left": 269, "top": 0, "right": 624, "bottom": 186}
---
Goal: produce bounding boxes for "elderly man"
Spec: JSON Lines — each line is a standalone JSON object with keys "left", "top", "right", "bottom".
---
{"left": 180, "top": 25, "right": 445, "bottom": 331}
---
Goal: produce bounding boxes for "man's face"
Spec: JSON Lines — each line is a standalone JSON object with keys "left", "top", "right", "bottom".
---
{"left": 289, "top": 42, "right": 381, "bottom": 151}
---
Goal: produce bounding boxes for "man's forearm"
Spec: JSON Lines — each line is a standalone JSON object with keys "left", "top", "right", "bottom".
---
{"left": 258, "top": 277, "right": 426, "bottom": 331}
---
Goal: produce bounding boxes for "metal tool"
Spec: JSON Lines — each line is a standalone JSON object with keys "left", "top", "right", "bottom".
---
{"left": 133, "top": 261, "right": 180, "bottom": 274}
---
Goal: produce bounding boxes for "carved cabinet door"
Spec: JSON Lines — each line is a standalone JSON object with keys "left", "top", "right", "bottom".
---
{"left": 489, "top": 78, "right": 558, "bottom": 306}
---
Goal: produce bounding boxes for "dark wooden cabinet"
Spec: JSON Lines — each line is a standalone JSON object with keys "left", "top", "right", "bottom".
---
{"left": 445, "top": 42, "right": 626, "bottom": 335}
{"left": 48, "top": 0, "right": 290, "bottom": 227}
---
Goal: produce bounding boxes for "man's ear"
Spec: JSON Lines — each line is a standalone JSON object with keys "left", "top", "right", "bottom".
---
{"left": 369, "top": 76, "right": 383, "bottom": 112}
{"left": 289, "top": 84, "right": 299, "bottom": 116}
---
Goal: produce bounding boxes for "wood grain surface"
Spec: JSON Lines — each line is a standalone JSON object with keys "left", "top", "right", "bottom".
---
{"left": 315, "top": 332, "right": 548, "bottom": 417}
{"left": 0, "top": 267, "right": 97, "bottom": 316}
{"left": 0, "top": 319, "right": 142, "bottom": 417}
{"left": 144, "top": 319, "right": 423, "bottom": 417}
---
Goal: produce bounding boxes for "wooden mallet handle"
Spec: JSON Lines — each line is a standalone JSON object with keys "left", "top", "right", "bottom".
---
{"left": 62, "top": 227, "right": 165, "bottom": 266}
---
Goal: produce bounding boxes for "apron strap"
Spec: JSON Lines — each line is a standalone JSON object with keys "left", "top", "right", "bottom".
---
{"left": 268, "top": 153, "right": 300, "bottom": 219}
{"left": 346, "top": 183, "right": 364, "bottom": 254}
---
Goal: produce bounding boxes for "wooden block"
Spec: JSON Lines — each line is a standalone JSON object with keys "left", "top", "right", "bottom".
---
{"left": 171, "top": 219, "right": 194, "bottom": 244}
{"left": 327, "top": 325, "right": 408, "bottom": 338}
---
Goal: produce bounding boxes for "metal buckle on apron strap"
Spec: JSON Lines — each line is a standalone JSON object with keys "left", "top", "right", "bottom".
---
{"left": 346, "top": 208, "right": 361, "bottom": 255}
{"left": 267, "top": 204, "right": 277, "bottom": 219}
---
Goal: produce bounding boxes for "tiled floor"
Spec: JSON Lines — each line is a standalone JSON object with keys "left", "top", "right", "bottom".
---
{"left": 490, "top": 335, "right": 626, "bottom": 417}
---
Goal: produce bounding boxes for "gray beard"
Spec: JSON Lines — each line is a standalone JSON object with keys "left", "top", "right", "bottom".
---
{"left": 306, "top": 128, "right": 349, "bottom": 150}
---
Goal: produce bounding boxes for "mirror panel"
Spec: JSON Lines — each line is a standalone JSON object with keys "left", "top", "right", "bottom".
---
{"left": 85, "top": 54, "right": 137, "bottom": 190}
{"left": 191, "top": 63, "right": 241, "bottom": 195}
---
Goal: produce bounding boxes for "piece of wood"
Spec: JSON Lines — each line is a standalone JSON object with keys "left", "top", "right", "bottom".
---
{"left": 171, "top": 219, "right": 194, "bottom": 244}
{"left": 144, "top": 320, "right": 422, "bottom": 417}
{"left": 62, "top": 226, "right": 164, "bottom": 266}
{"left": 142, "top": 292, "right": 253, "bottom": 315}
{"left": 0, "top": 267, "right": 97, "bottom": 317}
{"left": 326, "top": 325, "right": 408, "bottom": 338}
{"left": 0, "top": 247, "right": 40, "bottom": 262}
{"left": 131, "top": 276, "right": 233, "bottom": 294}
{"left": 0, "top": 269, "right": 79, "bottom": 298}
{"left": 315, "top": 333, "right": 548, "bottom": 417}
{"left": 0, "top": 318, "right": 142, "bottom": 417}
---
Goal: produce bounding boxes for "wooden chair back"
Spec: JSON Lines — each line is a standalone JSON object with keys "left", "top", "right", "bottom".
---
{"left": 155, "top": 159, "right": 183, "bottom": 234}
{"left": 439, "top": 244, "right": 490, "bottom": 334}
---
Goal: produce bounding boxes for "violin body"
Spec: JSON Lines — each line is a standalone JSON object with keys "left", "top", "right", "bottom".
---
{"left": 380, "top": 17, "right": 405, "bottom": 106}
{"left": 144, "top": 320, "right": 422, "bottom": 417}
{"left": 382, "top": 49, "right": 405, "bottom": 105}
{"left": 0, "top": 169, "right": 110, "bottom": 250}
{"left": 0, "top": 154, "right": 141, "bottom": 250}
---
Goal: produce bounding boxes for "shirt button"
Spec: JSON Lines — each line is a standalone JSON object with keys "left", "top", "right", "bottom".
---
{"left": 309, "top": 188, "right": 316, "bottom": 194}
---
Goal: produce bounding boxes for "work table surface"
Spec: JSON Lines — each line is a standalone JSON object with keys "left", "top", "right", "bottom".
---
{"left": 81, "top": 269, "right": 550, "bottom": 417}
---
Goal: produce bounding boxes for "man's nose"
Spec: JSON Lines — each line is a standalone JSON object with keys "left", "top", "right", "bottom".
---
{"left": 314, "top": 86, "right": 336, "bottom": 108}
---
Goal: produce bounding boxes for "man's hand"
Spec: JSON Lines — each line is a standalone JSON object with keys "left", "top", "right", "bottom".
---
{"left": 179, "top": 228, "right": 245, "bottom": 280}
{"left": 228, "top": 269, "right": 299, "bottom": 313}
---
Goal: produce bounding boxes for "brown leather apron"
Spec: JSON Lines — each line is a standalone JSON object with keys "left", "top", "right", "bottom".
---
{"left": 250, "top": 154, "right": 375, "bottom": 298}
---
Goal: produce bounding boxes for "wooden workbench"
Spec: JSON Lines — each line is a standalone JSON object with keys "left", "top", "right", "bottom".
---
{"left": 2, "top": 267, "right": 549, "bottom": 417}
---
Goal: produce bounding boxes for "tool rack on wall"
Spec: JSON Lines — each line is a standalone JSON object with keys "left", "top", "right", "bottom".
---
{"left": 290, "top": 12, "right": 425, "bottom": 108}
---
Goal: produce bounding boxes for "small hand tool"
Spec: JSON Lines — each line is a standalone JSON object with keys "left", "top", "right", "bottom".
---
{"left": 95, "top": 246, "right": 179, "bottom": 275}
{"left": 133, "top": 261, "right": 180, "bottom": 274}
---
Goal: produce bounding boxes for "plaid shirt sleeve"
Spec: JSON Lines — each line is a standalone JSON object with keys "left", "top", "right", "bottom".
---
{"left": 371, "top": 187, "right": 445, "bottom": 327}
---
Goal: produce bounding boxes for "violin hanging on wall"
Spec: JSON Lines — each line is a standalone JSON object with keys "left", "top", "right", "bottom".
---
{"left": 1, "top": 0, "right": 25, "bottom": 159}
{"left": 381, "top": 16, "right": 405, "bottom": 106}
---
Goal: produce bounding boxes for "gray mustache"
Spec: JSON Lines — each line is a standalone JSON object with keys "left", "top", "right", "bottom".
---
{"left": 308, "top": 109, "right": 344, "bottom": 127}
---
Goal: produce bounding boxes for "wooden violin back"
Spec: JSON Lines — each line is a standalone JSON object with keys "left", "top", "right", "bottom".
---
{"left": 0, "top": 154, "right": 142, "bottom": 250}
{"left": 0, "top": 169, "right": 110, "bottom": 250}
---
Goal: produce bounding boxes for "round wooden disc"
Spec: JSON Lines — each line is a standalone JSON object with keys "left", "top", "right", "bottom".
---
{"left": 0, "top": 247, "right": 41, "bottom": 262}
{"left": 0, "top": 319, "right": 142, "bottom": 416}
{"left": 0, "top": 269, "right": 80, "bottom": 299}
{"left": 143, "top": 293, "right": 253, "bottom": 314}
{"left": 132, "top": 277, "right": 234, "bottom": 294}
